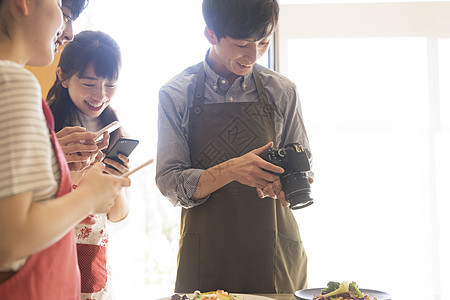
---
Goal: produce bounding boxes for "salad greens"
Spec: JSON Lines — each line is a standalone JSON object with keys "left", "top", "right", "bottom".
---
{"left": 314, "top": 281, "right": 369, "bottom": 300}
{"left": 322, "top": 281, "right": 349, "bottom": 298}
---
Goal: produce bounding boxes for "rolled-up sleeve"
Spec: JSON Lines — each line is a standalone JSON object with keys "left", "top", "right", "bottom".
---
{"left": 156, "top": 85, "right": 209, "bottom": 208}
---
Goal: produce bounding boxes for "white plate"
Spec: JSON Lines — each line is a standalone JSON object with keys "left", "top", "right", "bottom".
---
{"left": 157, "top": 294, "right": 275, "bottom": 300}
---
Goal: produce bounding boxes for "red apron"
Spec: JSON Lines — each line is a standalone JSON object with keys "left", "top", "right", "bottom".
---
{"left": 0, "top": 100, "right": 80, "bottom": 299}
{"left": 77, "top": 222, "right": 108, "bottom": 294}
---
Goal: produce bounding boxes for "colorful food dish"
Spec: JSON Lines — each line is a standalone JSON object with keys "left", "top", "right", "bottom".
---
{"left": 313, "top": 281, "right": 377, "bottom": 300}
{"left": 171, "top": 290, "right": 244, "bottom": 300}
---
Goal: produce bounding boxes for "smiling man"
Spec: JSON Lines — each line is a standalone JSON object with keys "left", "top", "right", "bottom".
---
{"left": 156, "top": 0, "right": 313, "bottom": 294}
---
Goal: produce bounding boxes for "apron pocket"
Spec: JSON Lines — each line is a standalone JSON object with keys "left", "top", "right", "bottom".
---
{"left": 77, "top": 243, "right": 107, "bottom": 293}
{"left": 275, "top": 233, "right": 307, "bottom": 292}
{"left": 175, "top": 234, "right": 200, "bottom": 293}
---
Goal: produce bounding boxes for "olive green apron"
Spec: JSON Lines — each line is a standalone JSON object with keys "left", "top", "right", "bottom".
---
{"left": 175, "top": 64, "right": 307, "bottom": 293}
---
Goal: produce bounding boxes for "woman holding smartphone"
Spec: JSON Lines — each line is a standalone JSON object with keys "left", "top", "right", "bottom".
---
{"left": 47, "top": 30, "right": 130, "bottom": 300}
{"left": 0, "top": 1, "right": 130, "bottom": 299}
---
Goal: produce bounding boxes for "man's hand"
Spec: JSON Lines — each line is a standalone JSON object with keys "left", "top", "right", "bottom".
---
{"left": 257, "top": 176, "right": 314, "bottom": 207}
{"left": 193, "top": 142, "right": 284, "bottom": 200}
{"left": 228, "top": 142, "right": 284, "bottom": 189}
{"left": 256, "top": 179, "right": 289, "bottom": 207}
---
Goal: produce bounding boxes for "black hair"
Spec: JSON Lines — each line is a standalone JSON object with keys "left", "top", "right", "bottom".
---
{"left": 0, "top": 0, "right": 13, "bottom": 38}
{"left": 202, "top": 0, "right": 279, "bottom": 41}
{"left": 0, "top": 0, "right": 88, "bottom": 39}
{"left": 47, "top": 30, "right": 123, "bottom": 149}
{"left": 1, "top": 0, "right": 88, "bottom": 41}
{"left": 63, "top": 0, "right": 89, "bottom": 20}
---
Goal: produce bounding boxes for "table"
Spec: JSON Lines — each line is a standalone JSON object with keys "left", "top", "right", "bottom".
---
{"left": 163, "top": 293, "right": 298, "bottom": 300}
{"left": 259, "top": 294, "right": 296, "bottom": 300}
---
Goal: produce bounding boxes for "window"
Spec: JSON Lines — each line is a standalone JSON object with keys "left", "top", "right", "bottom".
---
{"left": 278, "top": 2, "right": 450, "bottom": 299}
{"left": 70, "top": 1, "right": 449, "bottom": 299}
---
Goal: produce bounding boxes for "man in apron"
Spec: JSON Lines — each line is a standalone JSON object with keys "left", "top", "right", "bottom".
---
{"left": 156, "top": 0, "right": 313, "bottom": 294}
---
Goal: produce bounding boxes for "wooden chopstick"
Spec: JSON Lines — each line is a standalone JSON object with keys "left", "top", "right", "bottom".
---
{"left": 120, "top": 158, "right": 154, "bottom": 177}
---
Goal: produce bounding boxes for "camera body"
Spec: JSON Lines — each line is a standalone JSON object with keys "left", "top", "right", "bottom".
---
{"left": 260, "top": 143, "right": 313, "bottom": 209}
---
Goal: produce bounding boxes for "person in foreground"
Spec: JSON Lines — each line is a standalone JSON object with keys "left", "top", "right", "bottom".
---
{"left": 0, "top": 0, "right": 130, "bottom": 299}
{"left": 47, "top": 30, "right": 129, "bottom": 299}
{"left": 156, "top": 0, "right": 313, "bottom": 294}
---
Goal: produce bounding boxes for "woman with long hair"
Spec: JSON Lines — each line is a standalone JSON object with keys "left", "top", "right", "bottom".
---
{"left": 47, "top": 30, "right": 130, "bottom": 299}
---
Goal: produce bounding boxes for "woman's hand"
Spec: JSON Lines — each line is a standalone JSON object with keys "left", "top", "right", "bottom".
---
{"left": 0, "top": 162, "right": 131, "bottom": 265}
{"left": 76, "top": 162, "right": 131, "bottom": 215}
{"left": 103, "top": 154, "right": 130, "bottom": 176}
{"left": 56, "top": 126, "right": 109, "bottom": 172}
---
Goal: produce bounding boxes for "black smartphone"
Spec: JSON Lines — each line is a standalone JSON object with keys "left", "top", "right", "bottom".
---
{"left": 103, "top": 137, "right": 139, "bottom": 170}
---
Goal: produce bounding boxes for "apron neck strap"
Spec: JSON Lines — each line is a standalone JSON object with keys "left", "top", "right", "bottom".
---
{"left": 41, "top": 99, "right": 72, "bottom": 196}
{"left": 252, "top": 67, "right": 270, "bottom": 107}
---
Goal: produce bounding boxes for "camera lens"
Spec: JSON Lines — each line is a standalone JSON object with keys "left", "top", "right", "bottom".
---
{"left": 260, "top": 143, "right": 314, "bottom": 209}
{"left": 280, "top": 172, "right": 313, "bottom": 209}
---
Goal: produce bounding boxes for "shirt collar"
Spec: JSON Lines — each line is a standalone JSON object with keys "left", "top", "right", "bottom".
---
{"left": 203, "top": 50, "right": 253, "bottom": 92}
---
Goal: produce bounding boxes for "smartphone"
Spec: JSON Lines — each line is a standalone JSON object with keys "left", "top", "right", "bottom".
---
{"left": 95, "top": 121, "right": 121, "bottom": 143}
{"left": 103, "top": 138, "right": 139, "bottom": 170}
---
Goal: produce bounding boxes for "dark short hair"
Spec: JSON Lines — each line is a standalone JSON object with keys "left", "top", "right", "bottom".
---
{"left": 63, "top": 0, "right": 89, "bottom": 20}
{"left": 202, "top": 0, "right": 279, "bottom": 41}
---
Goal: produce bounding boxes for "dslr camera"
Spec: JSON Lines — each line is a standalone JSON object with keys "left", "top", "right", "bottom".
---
{"left": 260, "top": 143, "right": 313, "bottom": 209}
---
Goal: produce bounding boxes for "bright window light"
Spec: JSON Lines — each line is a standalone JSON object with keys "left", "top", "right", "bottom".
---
{"left": 67, "top": 1, "right": 449, "bottom": 299}
{"left": 287, "top": 37, "right": 435, "bottom": 299}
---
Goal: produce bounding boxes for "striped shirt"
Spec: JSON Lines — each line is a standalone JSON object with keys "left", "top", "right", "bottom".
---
{"left": 0, "top": 60, "right": 60, "bottom": 271}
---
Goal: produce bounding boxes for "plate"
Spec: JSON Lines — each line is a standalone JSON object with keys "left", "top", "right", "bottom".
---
{"left": 157, "top": 294, "right": 274, "bottom": 300}
{"left": 294, "top": 288, "right": 391, "bottom": 300}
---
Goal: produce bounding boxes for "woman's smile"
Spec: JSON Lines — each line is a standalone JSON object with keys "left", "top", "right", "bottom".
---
{"left": 85, "top": 100, "right": 105, "bottom": 111}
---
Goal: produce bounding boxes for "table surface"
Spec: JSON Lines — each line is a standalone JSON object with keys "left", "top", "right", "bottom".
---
{"left": 161, "top": 293, "right": 298, "bottom": 300}
{"left": 258, "top": 295, "right": 296, "bottom": 300}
